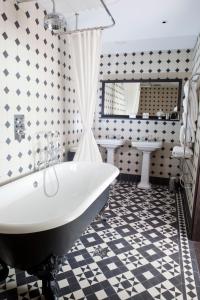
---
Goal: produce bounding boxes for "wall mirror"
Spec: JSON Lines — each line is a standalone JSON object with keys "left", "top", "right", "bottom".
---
{"left": 101, "top": 79, "right": 182, "bottom": 120}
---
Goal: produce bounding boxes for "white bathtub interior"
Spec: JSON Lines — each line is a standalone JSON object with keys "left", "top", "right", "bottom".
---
{"left": 0, "top": 162, "right": 119, "bottom": 234}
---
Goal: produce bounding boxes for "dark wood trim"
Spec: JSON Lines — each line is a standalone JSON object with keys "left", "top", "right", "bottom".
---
{"left": 100, "top": 115, "right": 180, "bottom": 121}
{"left": 117, "top": 173, "right": 140, "bottom": 182}
{"left": 191, "top": 154, "right": 200, "bottom": 241}
{"left": 179, "top": 186, "right": 192, "bottom": 239}
{"left": 192, "top": 241, "right": 200, "bottom": 272}
{"left": 101, "top": 79, "right": 182, "bottom": 120}
{"left": 150, "top": 176, "right": 169, "bottom": 186}
{"left": 117, "top": 173, "right": 169, "bottom": 185}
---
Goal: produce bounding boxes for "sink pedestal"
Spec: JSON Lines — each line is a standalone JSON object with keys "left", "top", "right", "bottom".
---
{"left": 132, "top": 140, "right": 162, "bottom": 190}
{"left": 96, "top": 139, "right": 123, "bottom": 185}
{"left": 96, "top": 139, "right": 124, "bottom": 166}
{"left": 107, "top": 148, "right": 115, "bottom": 164}
{"left": 138, "top": 151, "right": 151, "bottom": 189}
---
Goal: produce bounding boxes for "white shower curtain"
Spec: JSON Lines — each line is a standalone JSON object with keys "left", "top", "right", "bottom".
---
{"left": 69, "top": 30, "right": 102, "bottom": 162}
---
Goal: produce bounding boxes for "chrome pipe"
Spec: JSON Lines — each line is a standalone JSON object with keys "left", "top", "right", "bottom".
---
{"left": 16, "top": 0, "right": 35, "bottom": 2}
{"left": 60, "top": 0, "right": 116, "bottom": 35}
{"left": 16, "top": 0, "right": 116, "bottom": 34}
{"left": 16, "top": 0, "right": 55, "bottom": 12}
{"left": 75, "top": 13, "right": 79, "bottom": 31}
{"left": 99, "top": 0, "right": 116, "bottom": 29}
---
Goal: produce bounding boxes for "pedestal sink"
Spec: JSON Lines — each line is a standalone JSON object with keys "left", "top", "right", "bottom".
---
{"left": 132, "top": 141, "right": 163, "bottom": 189}
{"left": 96, "top": 139, "right": 124, "bottom": 165}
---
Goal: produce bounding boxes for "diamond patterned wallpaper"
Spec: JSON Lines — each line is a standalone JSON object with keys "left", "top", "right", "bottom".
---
{"left": 104, "top": 82, "right": 127, "bottom": 115}
{"left": 0, "top": 0, "right": 196, "bottom": 189}
{"left": 138, "top": 86, "right": 178, "bottom": 115}
{"left": 186, "top": 33, "right": 200, "bottom": 215}
{"left": 94, "top": 50, "right": 193, "bottom": 178}
{"left": 64, "top": 52, "right": 82, "bottom": 147}
{"left": 0, "top": 0, "right": 80, "bottom": 184}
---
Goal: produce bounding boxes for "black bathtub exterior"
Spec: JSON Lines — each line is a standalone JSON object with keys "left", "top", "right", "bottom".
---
{"left": 0, "top": 187, "right": 109, "bottom": 271}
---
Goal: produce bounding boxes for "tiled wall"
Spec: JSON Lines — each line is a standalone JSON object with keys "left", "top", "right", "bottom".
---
{"left": 104, "top": 82, "right": 126, "bottom": 115}
{"left": 0, "top": 0, "right": 196, "bottom": 187}
{"left": 186, "top": 34, "right": 200, "bottom": 214}
{"left": 138, "top": 86, "right": 178, "bottom": 115}
{"left": 0, "top": 0, "right": 77, "bottom": 184}
{"left": 64, "top": 52, "right": 82, "bottom": 147}
{"left": 94, "top": 49, "right": 192, "bottom": 178}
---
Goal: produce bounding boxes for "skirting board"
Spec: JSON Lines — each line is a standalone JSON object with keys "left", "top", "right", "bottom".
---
{"left": 179, "top": 186, "right": 192, "bottom": 239}
{"left": 117, "top": 173, "right": 169, "bottom": 185}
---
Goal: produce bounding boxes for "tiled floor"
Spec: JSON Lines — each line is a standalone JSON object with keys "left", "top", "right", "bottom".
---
{"left": 0, "top": 181, "right": 200, "bottom": 299}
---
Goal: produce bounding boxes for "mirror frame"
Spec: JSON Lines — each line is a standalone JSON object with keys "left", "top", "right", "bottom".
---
{"left": 101, "top": 79, "right": 182, "bottom": 120}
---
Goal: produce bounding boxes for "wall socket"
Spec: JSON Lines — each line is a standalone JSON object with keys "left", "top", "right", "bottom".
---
{"left": 14, "top": 115, "right": 25, "bottom": 142}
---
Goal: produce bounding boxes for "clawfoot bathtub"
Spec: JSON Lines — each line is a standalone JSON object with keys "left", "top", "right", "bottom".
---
{"left": 0, "top": 162, "right": 119, "bottom": 299}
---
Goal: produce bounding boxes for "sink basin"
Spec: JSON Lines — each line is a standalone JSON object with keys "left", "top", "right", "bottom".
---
{"left": 96, "top": 139, "right": 124, "bottom": 165}
{"left": 132, "top": 141, "right": 162, "bottom": 152}
{"left": 132, "top": 140, "right": 163, "bottom": 189}
{"left": 96, "top": 139, "right": 124, "bottom": 149}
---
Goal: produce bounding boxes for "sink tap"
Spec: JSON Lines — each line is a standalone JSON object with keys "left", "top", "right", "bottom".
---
{"left": 147, "top": 136, "right": 153, "bottom": 142}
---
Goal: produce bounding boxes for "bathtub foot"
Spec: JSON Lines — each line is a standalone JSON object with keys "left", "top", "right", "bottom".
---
{"left": 100, "top": 213, "right": 109, "bottom": 222}
{"left": 28, "top": 255, "right": 62, "bottom": 300}
{"left": 0, "top": 259, "right": 9, "bottom": 282}
{"left": 99, "top": 201, "right": 110, "bottom": 222}
{"left": 42, "top": 278, "right": 59, "bottom": 300}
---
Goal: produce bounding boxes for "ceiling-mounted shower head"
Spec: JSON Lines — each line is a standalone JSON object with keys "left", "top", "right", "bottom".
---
{"left": 16, "top": 0, "right": 115, "bottom": 35}
{"left": 44, "top": 0, "right": 66, "bottom": 33}
{"left": 16, "top": 0, "right": 67, "bottom": 33}
{"left": 44, "top": 12, "right": 67, "bottom": 33}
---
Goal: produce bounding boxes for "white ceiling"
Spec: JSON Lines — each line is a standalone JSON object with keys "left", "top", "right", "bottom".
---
{"left": 39, "top": 0, "right": 103, "bottom": 17}
{"left": 39, "top": 0, "right": 200, "bottom": 53}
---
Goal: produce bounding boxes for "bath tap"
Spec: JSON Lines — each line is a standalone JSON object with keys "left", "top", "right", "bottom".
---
{"left": 34, "top": 130, "right": 62, "bottom": 172}
{"left": 35, "top": 145, "right": 61, "bottom": 171}
{"left": 147, "top": 136, "right": 155, "bottom": 142}
{"left": 36, "top": 160, "right": 48, "bottom": 171}
{"left": 33, "top": 131, "right": 61, "bottom": 199}
{"left": 44, "top": 130, "right": 62, "bottom": 164}
{"left": 48, "top": 142, "right": 61, "bottom": 163}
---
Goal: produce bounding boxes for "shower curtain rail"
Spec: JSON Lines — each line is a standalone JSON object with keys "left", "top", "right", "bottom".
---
{"left": 16, "top": 0, "right": 116, "bottom": 34}
{"left": 61, "top": 0, "right": 116, "bottom": 35}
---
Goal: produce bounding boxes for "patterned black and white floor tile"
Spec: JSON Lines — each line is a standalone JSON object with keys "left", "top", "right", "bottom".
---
{"left": 0, "top": 182, "right": 200, "bottom": 299}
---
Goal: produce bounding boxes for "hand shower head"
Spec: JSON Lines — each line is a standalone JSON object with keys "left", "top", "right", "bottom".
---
{"left": 44, "top": 12, "right": 67, "bottom": 33}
